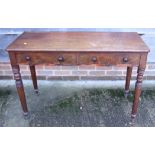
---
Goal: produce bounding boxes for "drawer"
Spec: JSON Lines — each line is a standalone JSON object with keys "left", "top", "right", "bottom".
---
{"left": 16, "top": 52, "right": 77, "bottom": 65}
{"left": 79, "top": 53, "right": 140, "bottom": 66}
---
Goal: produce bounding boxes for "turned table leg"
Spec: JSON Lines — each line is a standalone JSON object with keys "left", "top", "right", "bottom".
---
{"left": 124, "top": 66, "right": 133, "bottom": 98}
{"left": 12, "top": 65, "right": 28, "bottom": 115}
{"left": 131, "top": 66, "right": 145, "bottom": 123}
{"left": 29, "top": 65, "right": 39, "bottom": 94}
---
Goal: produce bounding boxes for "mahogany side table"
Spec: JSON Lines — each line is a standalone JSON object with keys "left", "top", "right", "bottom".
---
{"left": 6, "top": 32, "right": 150, "bottom": 122}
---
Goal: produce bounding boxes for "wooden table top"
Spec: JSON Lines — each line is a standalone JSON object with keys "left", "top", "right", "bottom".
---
{"left": 6, "top": 32, "right": 149, "bottom": 52}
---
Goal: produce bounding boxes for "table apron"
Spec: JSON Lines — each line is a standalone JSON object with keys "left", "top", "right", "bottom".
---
{"left": 15, "top": 52, "right": 141, "bottom": 66}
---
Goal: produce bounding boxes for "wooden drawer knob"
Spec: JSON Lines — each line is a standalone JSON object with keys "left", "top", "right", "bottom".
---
{"left": 58, "top": 56, "right": 64, "bottom": 62}
{"left": 25, "top": 56, "right": 31, "bottom": 61}
{"left": 123, "top": 57, "right": 128, "bottom": 63}
{"left": 91, "top": 56, "right": 97, "bottom": 63}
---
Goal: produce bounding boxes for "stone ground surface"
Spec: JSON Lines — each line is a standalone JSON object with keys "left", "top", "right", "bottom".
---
{"left": 1, "top": 80, "right": 155, "bottom": 127}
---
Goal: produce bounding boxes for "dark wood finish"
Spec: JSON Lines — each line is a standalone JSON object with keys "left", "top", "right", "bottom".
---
{"left": 79, "top": 53, "right": 140, "bottom": 66}
{"left": 125, "top": 66, "right": 133, "bottom": 97}
{"left": 12, "top": 65, "right": 28, "bottom": 115}
{"left": 6, "top": 32, "right": 150, "bottom": 123}
{"left": 8, "top": 52, "right": 28, "bottom": 115}
{"left": 29, "top": 65, "right": 38, "bottom": 94}
{"left": 131, "top": 54, "right": 147, "bottom": 123}
{"left": 15, "top": 52, "right": 140, "bottom": 66}
{"left": 7, "top": 32, "right": 149, "bottom": 52}
{"left": 16, "top": 52, "right": 77, "bottom": 65}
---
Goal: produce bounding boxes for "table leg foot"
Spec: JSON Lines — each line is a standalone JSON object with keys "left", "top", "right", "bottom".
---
{"left": 131, "top": 66, "right": 145, "bottom": 124}
{"left": 23, "top": 112, "right": 30, "bottom": 119}
{"left": 34, "top": 89, "right": 39, "bottom": 95}
{"left": 129, "top": 114, "right": 136, "bottom": 126}
{"left": 12, "top": 65, "right": 28, "bottom": 113}
{"left": 124, "top": 90, "right": 129, "bottom": 98}
{"left": 23, "top": 112, "right": 29, "bottom": 116}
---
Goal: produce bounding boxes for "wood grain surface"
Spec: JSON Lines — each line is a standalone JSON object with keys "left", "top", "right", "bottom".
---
{"left": 7, "top": 32, "right": 149, "bottom": 52}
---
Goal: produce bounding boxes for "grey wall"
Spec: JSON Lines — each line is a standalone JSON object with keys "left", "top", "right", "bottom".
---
{"left": 0, "top": 28, "right": 155, "bottom": 62}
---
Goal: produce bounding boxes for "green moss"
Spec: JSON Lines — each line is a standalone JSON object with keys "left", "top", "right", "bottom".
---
{"left": 107, "top": 89, "right": 124, "bottom": 98}
{"left": 126, "top": 89, "right": 155, "bottom": 102}
{"left": 0, "top": 89, "right": 11, "bottom": 97}
{"left": 0, "top": 89, "right": 11, "bottom": 105}
{"left": 46, "top": 88, "right": 155, "bottom": 116}
{"left": 127, "top": 93, "right": 134, "bottom": 102}
{"left": 47, "top": 94, "right": 81, "bottom": 114}
{"left": 58, "top": 98, "right": 73, "bottom": 108}
{"left": 47, "top": 106, "right": 59, "bottom": 114}
{"left": 89, "top": 89, "right": 103, "bottom": 96}
{"left": 72, "top": 93, "right": 80, "bottom": 100}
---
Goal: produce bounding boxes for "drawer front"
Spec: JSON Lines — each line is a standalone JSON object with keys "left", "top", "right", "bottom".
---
{"left": 16, "top": 52, "right": 140, "bottom": 66}
{"left": 79, "top": 53, "right": 140, "bottom": 66}
{"left": 16, "top": 53, "right": 77, "bottom": 65}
